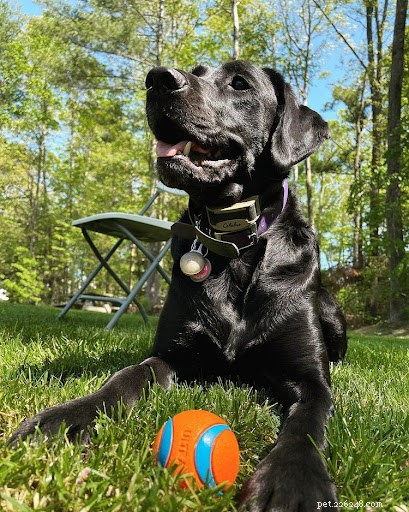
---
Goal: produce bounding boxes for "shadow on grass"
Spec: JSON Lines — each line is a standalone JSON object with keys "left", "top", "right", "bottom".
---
{"left": 0, "top": 301, "right": 149, "bottom": 325}
{"left": 14, "top": 347, "right": 153, "bottom": 381}
{"left": 1, "top": 302, "right": 158, "bottom": 381}
{"left": 0, "top": 302, "right": 158, "bottom": 341}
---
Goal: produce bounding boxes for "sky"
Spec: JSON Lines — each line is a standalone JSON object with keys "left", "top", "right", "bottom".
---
{"left": 14, "top": 0, "right": 357, "bottom": 121}
{"left": 15, "top": 0, "right": 42, "bottom": 15}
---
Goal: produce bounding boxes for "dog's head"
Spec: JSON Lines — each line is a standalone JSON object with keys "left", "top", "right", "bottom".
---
{"left": 146, "top": 60, "right": 329, "bottom": 205}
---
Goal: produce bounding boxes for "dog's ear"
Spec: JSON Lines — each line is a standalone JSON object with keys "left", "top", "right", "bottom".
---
{"left": 263, "top": 68, "right": 331, "bottom": 171}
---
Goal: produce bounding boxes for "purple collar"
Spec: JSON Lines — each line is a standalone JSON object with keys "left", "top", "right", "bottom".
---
{"left": 257, "top": 179, "right": 289, "bottom": 235}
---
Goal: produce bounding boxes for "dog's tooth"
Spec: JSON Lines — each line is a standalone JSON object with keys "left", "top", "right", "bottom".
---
{"left": 183, "top": 141, "right": 192, "bottom": 156}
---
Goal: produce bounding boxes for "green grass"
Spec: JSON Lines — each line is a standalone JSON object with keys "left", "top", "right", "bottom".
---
{"left": 0, "top": 303, "right": 408, "bottom": 511}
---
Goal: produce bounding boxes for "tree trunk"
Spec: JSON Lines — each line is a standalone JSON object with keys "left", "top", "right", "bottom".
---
{"left": 352, "top": 77, "right": 366, "bottom": 270}
{"left": 385, "top": 0, "right": 408, "bottom": 323}
{"left": 304, "top": 157, "right": 314, "bottom": 229}
{"left": 155, "top": 0, "right": 164, "bottom": 67}
{"left": 365, "top": 1, "right": 388, "bottom": 318}
{"left": 300, "top": 88, "right": 314, "bottom": 229}
{"left": 366, "top": 2, "right": 386, "bottom": 259}
{"left": 232, "top": 0, "right": 240, "bottom": 60}
{"left": 144, "top": 0, "right": 165, "bottom": 313}
{"left": 293, "top": 164, "right": 299, "bottom": 194}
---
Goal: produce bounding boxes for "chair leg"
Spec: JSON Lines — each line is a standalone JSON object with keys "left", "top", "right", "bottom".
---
{"left": 57, "top": 238, "right": 124, "bottom": 320}
{"left": 81, "top": 229, "right": 149, "bottom": 323}
{"left": 105, "top": 238, "right": 172, "bottom": 330}
{"left": 132, "top": 238, "right": 171, "bottom": 285}
{"left": 111, "top": 222, "right": 171, "bottom": 284}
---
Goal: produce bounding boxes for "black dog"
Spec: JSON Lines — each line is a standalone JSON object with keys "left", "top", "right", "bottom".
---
{"left": 11, "top": 60, "right": 347, "bottom": 512}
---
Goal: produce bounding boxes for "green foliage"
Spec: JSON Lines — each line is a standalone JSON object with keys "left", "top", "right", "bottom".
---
{"left": 0, "top": 2, "right": 28, "bottom": 124}
{"left": 0, "top": 0, "right": 407, "bottom": 323}
{"left": 198, "top": 0, "right": 278, "bottom": 65}
{"left": 2, "top": 247, "right": 44, "bottom": 304}
{"left": 334, "top": 258, "right": 391, "bottom": 327}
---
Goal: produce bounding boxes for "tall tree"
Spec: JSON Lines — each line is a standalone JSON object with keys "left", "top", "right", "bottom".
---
{"left": 313, "top": 0, "right": 393, "bottom": 319}
{"left": 365, "top": 0, "right": 389, "bottom": 257}
{"left": 232, "top": 0, "right": 240, "bottom": 59}
{"left": 277, "top": 0, "right": 331, "bottom": 229}
{"left": 312, "top": 0, "right": 391, "bottom": 250}
{"left": 199, "top": 0, "right": 278, "bottom": 64}
{"left": 332, "top": 77, "right": 369, "bottom": 270}
{"left": 385, "top": 0, "right": 408, "bottom": 323}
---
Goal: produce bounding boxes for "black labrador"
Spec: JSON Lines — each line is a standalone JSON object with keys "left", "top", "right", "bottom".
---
{"left": 10, "top": 60, "right": 347, "bottom": 512}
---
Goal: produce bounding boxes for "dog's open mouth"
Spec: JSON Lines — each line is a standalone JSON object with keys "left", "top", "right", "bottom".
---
{"left": 156, "top": 140, "right": 231, "bottom": 169}
{"left": 154, "top": 136, "right": 241, "bottom": 194}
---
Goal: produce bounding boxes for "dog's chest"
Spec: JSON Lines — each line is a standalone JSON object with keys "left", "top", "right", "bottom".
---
{"left": 195, "top": 251, "right": 265, "bottom": 361}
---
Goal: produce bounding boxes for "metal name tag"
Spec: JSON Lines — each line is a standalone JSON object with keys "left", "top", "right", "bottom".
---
{"left": 206, "top": 196, "right": 261, "bottom": 232}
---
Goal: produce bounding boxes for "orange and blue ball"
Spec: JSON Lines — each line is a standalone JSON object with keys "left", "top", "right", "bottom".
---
{"left": 152, "top": 409, "right": 240, "bottom": 489}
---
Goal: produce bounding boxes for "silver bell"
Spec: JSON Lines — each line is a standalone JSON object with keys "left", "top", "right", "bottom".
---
{"left": 180, "top": 250, "right": 206, "bottom": 276}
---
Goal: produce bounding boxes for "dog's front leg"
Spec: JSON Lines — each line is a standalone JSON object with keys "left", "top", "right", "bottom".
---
{"left": 239, "top": 377, "right": 337, "bottom": 512}
{"left": 9, "top": 357, "right": 173, "bottom": 446}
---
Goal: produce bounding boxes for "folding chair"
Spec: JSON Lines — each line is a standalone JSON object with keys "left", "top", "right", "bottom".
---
{"left": 58, "top": 182, "right": 187, "bottom": 329}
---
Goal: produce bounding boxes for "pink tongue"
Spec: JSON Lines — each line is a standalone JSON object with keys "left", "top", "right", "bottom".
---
{"left": 156, "top": 140, "right": 188, "bottom": 157}
{"left": 155, "top": 140, "right": 209, "bottom": 157}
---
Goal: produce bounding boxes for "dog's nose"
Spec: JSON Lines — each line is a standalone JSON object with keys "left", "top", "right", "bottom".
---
{"left": 146, "top": 67, "right": 187, "bottom": 92}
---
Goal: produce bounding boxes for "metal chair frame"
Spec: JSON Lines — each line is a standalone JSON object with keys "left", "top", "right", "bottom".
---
{"left": 57, "top": 183, "right": 186, "bottom": 329}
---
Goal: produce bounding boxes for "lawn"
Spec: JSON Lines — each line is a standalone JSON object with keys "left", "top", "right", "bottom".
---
{"left": 0, "top": 303, "right": 408, "bottom": 511}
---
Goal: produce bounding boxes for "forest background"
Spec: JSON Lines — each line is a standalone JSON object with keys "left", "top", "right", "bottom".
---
{"left": 0, "top": 0, "right": 408, "bottom": 327}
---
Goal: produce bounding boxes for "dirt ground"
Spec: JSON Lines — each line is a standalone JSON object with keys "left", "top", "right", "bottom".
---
{"left": 352, "top": 322, "right": 409, "bottom": 338}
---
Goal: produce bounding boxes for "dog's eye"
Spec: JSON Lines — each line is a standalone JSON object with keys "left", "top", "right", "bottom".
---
{"left": 230, "top": 76, "right": 251, "bottom": 91}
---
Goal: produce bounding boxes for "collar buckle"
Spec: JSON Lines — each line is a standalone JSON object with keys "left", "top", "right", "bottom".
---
{"left": 214, "top": 222, "right": 259, "bottom": 247}
{"left": 182, "top": 179, "right": 289, "bottom": 259}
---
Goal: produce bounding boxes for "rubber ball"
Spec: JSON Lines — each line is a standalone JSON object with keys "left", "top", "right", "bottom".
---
{"left": 152, "top": 409, "right": 240, "bottom": 489}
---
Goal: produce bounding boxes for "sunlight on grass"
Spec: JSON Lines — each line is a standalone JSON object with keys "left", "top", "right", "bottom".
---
{"left": 0, "top": 303, "right": 408, "bottom": 511}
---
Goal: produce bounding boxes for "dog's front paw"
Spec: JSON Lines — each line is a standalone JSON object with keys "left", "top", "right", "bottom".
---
{"left": 239, "top": 445, "right": 337, "bottom": 512}
{"left": 8, "top": 395, "right": 101, "bottom": 446}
